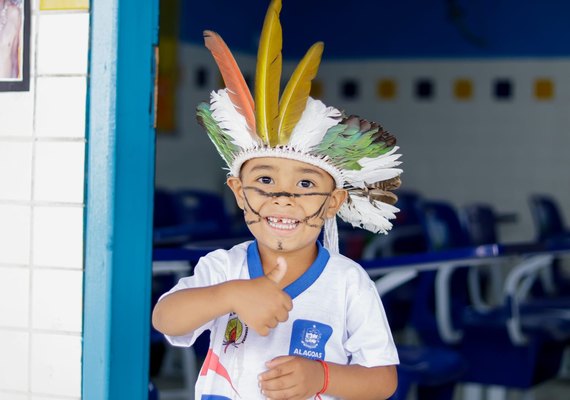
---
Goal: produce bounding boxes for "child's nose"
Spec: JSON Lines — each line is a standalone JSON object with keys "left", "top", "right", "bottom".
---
{"left": 272, "top": 192, "right": 294, "bottom": 206}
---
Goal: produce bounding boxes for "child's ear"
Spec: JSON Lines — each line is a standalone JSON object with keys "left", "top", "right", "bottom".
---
{"left": 226, "top": 176, "right": 245, "bottom": 210}
{"left": 325, "top": 189, "right": 348, "bottom": 218}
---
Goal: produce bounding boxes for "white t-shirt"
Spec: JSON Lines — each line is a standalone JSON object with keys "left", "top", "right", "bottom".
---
{"left": 163, "top": 241, "right": 399, "bottom": 400}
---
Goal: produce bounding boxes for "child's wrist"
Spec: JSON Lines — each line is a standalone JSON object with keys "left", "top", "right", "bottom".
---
{"left": 314, "top": 359, "right": 329, "bottom": 400}
{"left": 217, "top": 280, "right": 243, "bottom": 314}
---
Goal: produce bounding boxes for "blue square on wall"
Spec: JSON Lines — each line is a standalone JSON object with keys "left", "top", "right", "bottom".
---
{"left": 341, "top": 80, "right": 359, "bottom": 99}
{"left": 415, "top": 79, "right": 434, "bottom": 100}
{"left": 494, "top": 79, "right": 513, "bottom": 100}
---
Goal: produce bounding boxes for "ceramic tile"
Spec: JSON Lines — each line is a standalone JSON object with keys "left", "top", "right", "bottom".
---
{"left": 0, "top": 83, "right": 34, "bottom": 137}
{"left": 0, "top": 267, "right": 30, "bottom": 328}
{"left": 0, "top": 205, "right": 31, "bottom": 265}
{"left": 35, "top": 77, "right": 87, "bottom": 138}
{"left": 0, "top": 141, "right": 33, "bottom": 201}
{"left": 30, "top": 333, "right": 81, "bottom": 396}
{"left": 36, "top": 13, "right": 89, "bottom": 75}
{"left": 0, "top": 330, "right": 29, "bottom": 391}
{"left": 32, "top": 269, "right": 82, "bottom": 332}
{"left": 32, "top": 206, "right": 83, "bottom": 269}
{"left": 34, "top": 141, "right": 85, "bottom": 203}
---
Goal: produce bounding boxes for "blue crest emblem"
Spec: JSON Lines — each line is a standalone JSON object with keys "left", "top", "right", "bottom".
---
{"left": 301, "top": 325, "right": 322, "bottom": 349}
{"left": 289, "top": 319, "right": 332, "bottom": 360}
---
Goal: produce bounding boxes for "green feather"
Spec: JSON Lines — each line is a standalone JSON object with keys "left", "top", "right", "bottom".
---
{"left": 196, "top": 102, "right": 239, "bottom": 165}
{"left": 313, "top": 115, "right": 395, "bottom": 170}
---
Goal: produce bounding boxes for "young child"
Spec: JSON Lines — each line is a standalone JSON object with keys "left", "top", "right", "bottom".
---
{"left": 152, "top": 1, "right": 403, "bottom": 399}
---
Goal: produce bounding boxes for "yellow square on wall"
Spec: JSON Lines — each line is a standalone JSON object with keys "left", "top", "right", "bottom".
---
{"left": 454, "top": 79, "right": 473, "bottom": 100}
{"left": 377, "top": 79, "right": 397, "bottom": 100}
{"left": 40, "top": 0, "right": 89, "bottom": 11}
{"left": 534, "top": 78, "right": 554, "bottom": 100}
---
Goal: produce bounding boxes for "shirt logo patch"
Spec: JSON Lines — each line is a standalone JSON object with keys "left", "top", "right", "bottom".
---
{"left": 223, "top": 312, "right": 248, "bottom": 352}
{"left": 289, "top": 319, "right": 332, "bottom": 360}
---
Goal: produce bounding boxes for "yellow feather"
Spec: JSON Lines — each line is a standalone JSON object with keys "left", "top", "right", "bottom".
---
{"left": 277, "top": 42, "right": 324, "bottom": 144}
{"left": 255, "top": 0, "right": 282, "bottom": 146}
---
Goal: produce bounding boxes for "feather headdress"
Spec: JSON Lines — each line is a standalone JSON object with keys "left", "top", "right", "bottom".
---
{"left": 197, "top": 0, "right": 403, "bottom": 251}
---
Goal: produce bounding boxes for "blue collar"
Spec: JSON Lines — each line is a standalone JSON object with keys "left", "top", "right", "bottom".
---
{"left": 247, "top": 241, "right": 330, "bottom": 299}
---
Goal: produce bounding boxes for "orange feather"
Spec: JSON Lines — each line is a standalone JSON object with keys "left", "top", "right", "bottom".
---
{"left": 203, "top": 30, "right": 256, "bottom": 133}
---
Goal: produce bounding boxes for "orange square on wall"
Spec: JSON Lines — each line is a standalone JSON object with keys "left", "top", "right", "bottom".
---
{"left": 454, "top": 79, "right": 473, "bottom": 100}
{"left": 535, "top": 78, "right": 554, "bottom": 100}
{"left": 377, "top": 79, "right": 397, "bottom": 100}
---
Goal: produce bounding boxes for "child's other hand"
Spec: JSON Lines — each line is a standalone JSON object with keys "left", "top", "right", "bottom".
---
{"left": 231, "top": 257, "right": 293, "bottom": 336}
{"left": 259, "top": 356, "right": 324, "bottom": 400}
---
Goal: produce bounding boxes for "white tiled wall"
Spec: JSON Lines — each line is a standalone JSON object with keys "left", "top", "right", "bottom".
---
{"left": 0, "top": 4, "right": 89, "bottom": 399}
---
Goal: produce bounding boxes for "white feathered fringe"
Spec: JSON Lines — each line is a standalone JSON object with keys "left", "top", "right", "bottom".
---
{"left": 343, "top": 147, "right": 403, "bottom": 188}
{"left": 210, "top": 89, "right": 259, "bottom": 149}
{"left": 338, "top": 196, "right": 399, "bottom": 234}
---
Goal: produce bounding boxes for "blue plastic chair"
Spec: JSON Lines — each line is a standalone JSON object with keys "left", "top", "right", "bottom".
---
{"left": 391, "top": 346, "right": 467, "bottom": 400}
{"left": 154, "top": 188, "right": 245, "bottom": 245}
{"left": 414, "top": 200, "right": 568, "bottom": 393}
{"left": 371, "top": 267, "right": 467, "bottom": 400}
{"left": 148, "top": 381, "right": 159, "bottom": 400}
{"left": 373, "top": 194, "right": 468, "bottom": 400}
{"left": 463, "top": 202, "right": 570, "bottom": 315}
{"left": 461, "top": 203, "right": 499, "bottom": 245}
{"left": 529, "top": 194, "right": 570, "bottom": 243}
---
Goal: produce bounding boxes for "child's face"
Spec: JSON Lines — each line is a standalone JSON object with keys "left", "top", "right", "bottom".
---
{"left": 227, "top": 157, "right": 347, "bottom": 256}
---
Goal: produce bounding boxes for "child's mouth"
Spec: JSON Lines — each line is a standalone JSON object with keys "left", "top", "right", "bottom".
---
{"left": 266, "top": 216, "right": 299, "bottom": 230}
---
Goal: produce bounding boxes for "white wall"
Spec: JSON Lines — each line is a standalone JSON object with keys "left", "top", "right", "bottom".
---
{"left": 0, "top": 4, "right": 89, "bottom": 399}
{"left": 156, "top": 43, "right": 570, "bottom": 243}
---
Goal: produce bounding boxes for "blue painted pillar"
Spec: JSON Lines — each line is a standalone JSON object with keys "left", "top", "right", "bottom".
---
{"left": 83, "top": 0, "right": 158, "bottom": 398}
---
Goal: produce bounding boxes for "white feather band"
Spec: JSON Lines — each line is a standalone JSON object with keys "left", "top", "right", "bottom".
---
{"left": 230, "top": 147, "right": 345, "bottom": 188}
{"left": 343, "top": 147, "right": 403, "bottom": 188}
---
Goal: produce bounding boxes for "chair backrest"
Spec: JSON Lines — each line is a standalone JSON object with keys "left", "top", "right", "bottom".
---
{"left": 411, "top": 200, "right": 471, "bottom": 346}
{"left": 420, "top": 200, "right": 470, "bottom": 251}
{"left": 175, "top": 189, "right": 229, "bottom": 226}
{"left": 153, "top": 188, "right": 185, "bottom": 228}
{"left": 154, "top": 188, "right": 236, "bottom": 242}
{"left": 393, "top": 190, "right": 423, "bottom": 225}
{"left": 529, "top": 194, "right": 566, "bottom": 241}
{"left": 461, "top": 203, "right": 498, "bottom": 245}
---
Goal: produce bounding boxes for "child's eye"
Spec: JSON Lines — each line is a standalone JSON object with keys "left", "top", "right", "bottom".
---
{"left": 298, "top": 180, "right": 314, "bottom": 188}
{"left": 258, "top": 176, "right": 273, "bottom": 184}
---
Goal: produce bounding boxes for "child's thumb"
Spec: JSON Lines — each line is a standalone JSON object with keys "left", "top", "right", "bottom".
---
{"left": 266, "top": 257, "right": 287, "bottom": 284}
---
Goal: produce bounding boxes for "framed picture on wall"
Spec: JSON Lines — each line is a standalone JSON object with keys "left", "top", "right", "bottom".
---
{"left": 0, "top": 0, "right": 30, "bottom": 92}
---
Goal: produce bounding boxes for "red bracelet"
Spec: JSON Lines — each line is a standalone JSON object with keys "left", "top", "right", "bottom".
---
{"left": 314, "top": 359, "right": 329, "bottom": 400}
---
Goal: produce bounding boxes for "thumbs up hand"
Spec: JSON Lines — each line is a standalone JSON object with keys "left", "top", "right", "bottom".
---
{"left": 266, "top": 256, "right": 288, "bottom": 284}
{"left": 229, "top": 257, "right": 293, "bottom": 336}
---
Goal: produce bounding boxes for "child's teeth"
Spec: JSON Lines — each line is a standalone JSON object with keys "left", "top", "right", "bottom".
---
{"left": 267, "top": 217, "right": 298, "bottom": 229}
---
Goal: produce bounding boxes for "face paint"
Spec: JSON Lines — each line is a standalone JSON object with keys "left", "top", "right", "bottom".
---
{"left": 242, "top": 186, "right": 332, "bottom": 229}
{"left": 231, "top": 157, "right": 343, "bottom": 260}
